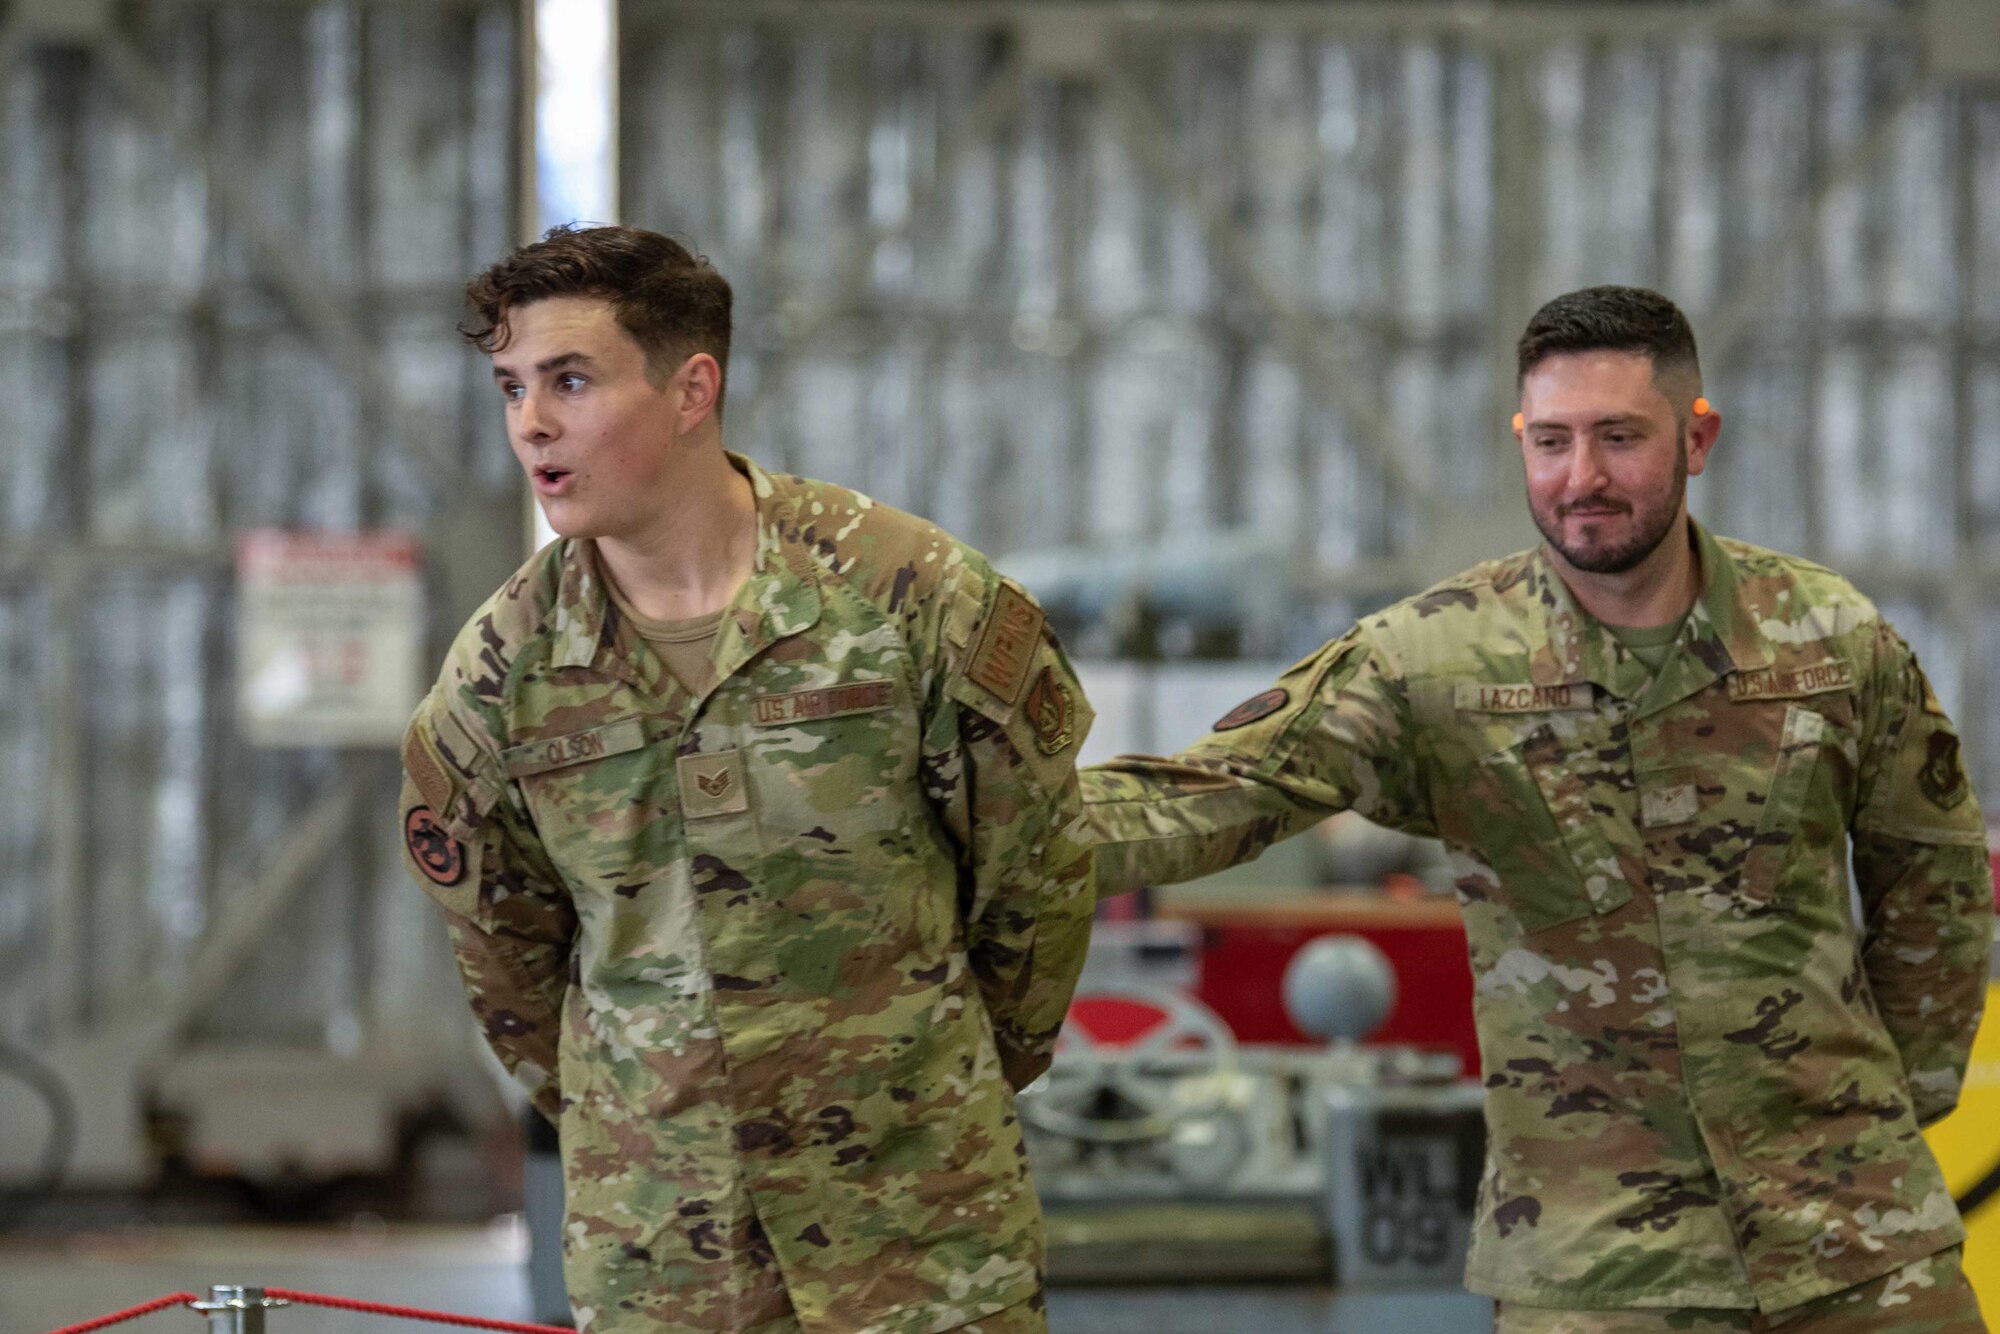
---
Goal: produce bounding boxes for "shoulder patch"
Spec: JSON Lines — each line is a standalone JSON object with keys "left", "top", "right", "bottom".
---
{"left": 1918, "top": 732, "right": 1970, "bottom": 811}
{"left": 402, "top": 728, "right": 457, "bottom": 815}
{"left": 404, "top": 806, "right": 467, "bottom": 887}
{"left": 1023, "top": 666, "right": 1077, "bottom": 755}
{"left": 1214, "top": 688, "right": 1289, "bottom": 732}
{"left": 966, "top": 581, "right": 1045, "bottom": 705}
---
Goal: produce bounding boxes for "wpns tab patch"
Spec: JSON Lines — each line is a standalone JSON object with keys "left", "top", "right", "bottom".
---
{"left": 967, "top": 582, "right": 1045, "bottom": 705}
{"left": 1214, "top": 688, "right": 1288, "bottom": 732}
{"left": 405, "top": 806, "right": 466, "bottom": 887}
{"left": 1024, "top": 666, "right": 1076, "bottom": 755}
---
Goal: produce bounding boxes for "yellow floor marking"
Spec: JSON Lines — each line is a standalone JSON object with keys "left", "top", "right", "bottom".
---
{"left": 1924, "top": 982, "right": 2000, "bottom": 1316}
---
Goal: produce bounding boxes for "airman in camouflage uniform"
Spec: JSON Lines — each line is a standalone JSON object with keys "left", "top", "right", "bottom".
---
{"left": 398, "top": 227, "right": 1094, "bottom": 1333}
{"left": 1084, "top": 289, "right": 1991, "bottom": 1330}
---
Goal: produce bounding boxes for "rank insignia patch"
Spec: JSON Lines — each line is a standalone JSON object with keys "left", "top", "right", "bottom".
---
{"left": 1214, "top": 688, "right": 1289, "bottom": 732}
{"left": 1919, "top": 731, "right": 1969, "bottom": 811}
{"left": 1024, "top": 666, "right": 1076, "bottom": 756}
{"left": 679, "top": 750, "right": 751, "bottom": 819}
{"left": 405, "top": 806, "right": 466, "bottom": 886}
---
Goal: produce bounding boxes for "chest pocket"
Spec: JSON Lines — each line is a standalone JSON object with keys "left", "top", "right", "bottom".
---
{"left": 1442, "top": 716, "right": 1631, "bottom": 934}
{"left": 746, "top": 675, "right": 917, "bottom": 847}
{"left": 1739, "top": 703, "right": 1848, "bottom": 902}
{"left": 505, "top": 718, "right": 677, "bottom": 897}
{"left": 1637, "top": 695, "right": 1854, "bottom": 902}
{"left": 739, "top": 674, "right": 927, "bottom": 944}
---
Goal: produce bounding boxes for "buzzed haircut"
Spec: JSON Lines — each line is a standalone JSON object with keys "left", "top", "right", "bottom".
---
{"left": 1516, "top": 285, "right": 1700, "bottom": 393}
{"left": 462, "top": 224, "right": 733, "bottom": 407}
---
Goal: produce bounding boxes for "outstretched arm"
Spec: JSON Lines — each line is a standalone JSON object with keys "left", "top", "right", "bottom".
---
{"left": 1085, "top": 628, "right": 1433, "bottom": 897}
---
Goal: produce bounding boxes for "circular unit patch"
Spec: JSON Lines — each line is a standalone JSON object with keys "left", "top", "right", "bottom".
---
{"left": 1024, "top": 666, "right": 1077, "bottom": 756}
{"left": 405, "top": 806, "right": 466, "bottom": 886}
{"left": 1213, "top": 688, "right": 1289, "bottom": 733}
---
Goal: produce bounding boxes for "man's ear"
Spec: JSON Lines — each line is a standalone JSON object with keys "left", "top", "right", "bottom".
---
{"left": 674, "top": 353, "right": 723, "bottom": 433}
{"left": 1686, "top": 402, "right": 1721, "bottom": 478}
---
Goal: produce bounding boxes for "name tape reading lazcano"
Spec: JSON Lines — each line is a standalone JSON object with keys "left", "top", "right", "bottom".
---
{"left": 1456, "top": 683, "right": 1594, "bottom": 714}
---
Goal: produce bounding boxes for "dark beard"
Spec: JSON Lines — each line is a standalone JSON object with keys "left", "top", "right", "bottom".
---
{"left": 1531, "top": 442, "right": 1687, "bottom": 574}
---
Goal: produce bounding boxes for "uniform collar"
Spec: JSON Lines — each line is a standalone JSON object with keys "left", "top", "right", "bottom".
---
{"left": 1526, "top": 518, "right": 1774, "bottom": 708}
{"left": 546, "top": 452, "right": 823, "bottom": 685}
{"left": 711, "top": 453, "right": 823, "bottom": 687}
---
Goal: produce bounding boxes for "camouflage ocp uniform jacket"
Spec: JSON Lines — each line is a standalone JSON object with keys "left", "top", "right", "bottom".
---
{"left": 1085, "top": 522, "right": 1991, "bottom": 1314}
{"left": 398, "top": 455, "right": 1095, "bottom": 1334}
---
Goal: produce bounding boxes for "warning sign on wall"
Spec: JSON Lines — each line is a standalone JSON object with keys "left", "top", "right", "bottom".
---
{"left": 236, "top": 531, "right": 423, "bottom": 747}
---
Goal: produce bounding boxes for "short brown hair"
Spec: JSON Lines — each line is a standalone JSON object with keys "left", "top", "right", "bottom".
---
{"left": 1516, "top": 285, "right": 1700, "bottom": 391}
{"left": 462, "top": 225, "right": 733, "bottom": 406}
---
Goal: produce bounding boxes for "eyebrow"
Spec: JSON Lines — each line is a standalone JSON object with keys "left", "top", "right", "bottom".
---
{"left": 1524, "top": 413, "right": 1650, "bottom": 431}
{"left": 491, "top": 351, "right": 598, "bottom": 381}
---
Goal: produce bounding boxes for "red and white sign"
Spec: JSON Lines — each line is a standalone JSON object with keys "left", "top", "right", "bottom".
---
{"left": 236, "top": 531, "right": 423, "bottom": 747}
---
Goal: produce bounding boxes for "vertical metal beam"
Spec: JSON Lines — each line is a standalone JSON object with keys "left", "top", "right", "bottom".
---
{"left": 1796, "top": 49, "right": 1827, "bottom": 561}
{"left": 533, "top": 0, "right": 618, "bottom": 232}
{"left": 518, "top": 0, "right": 539, "bottom": 249}
{"left": 45, "top": 558, "right": 89, "bottom": 1035}
{"left": 1947, "top": 85, "right": 1987, "bottom": 784}
{"left": 1485, "top": 40, "right": 1539, "bottom": 499}
{"left": 45, "top": 50, "right": 92, "bottom": 1037}
{"left": 526, "top": 0, "right": 617, "bottom": 551}
{"left": 520, "top": 0, "right": 544, "bottom": 553}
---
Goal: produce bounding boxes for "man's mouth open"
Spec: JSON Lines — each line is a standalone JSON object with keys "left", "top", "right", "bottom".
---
{"left": 533, "top": 465, "right": 574, "bottom": 494}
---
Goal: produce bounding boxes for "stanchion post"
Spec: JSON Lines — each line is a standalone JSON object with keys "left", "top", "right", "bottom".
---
{"left": 191, "top": 1285, "right": 289, "bottom": 1334}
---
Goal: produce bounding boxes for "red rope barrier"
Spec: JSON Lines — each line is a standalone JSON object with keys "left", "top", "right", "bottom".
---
{"left": 263, "top": 1288, "right": 573, "bottom": 1333}
{"left": 42, "top": 1292, "right": 198, "bottom": 1334}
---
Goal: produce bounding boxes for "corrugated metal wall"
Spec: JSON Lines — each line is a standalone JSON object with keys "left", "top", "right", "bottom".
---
{"left": 0, "top": 1, "right": 520, "bottom": 1049}
{"left": 619, "top": 1, "right": 2000, "bottom": 787}
{"left": 3, "top": 0, "right": 1996, "bottom": 1078}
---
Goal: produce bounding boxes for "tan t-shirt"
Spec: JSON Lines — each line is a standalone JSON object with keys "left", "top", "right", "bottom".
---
{"left": 603, "top": 575, "right": 725, "bottom": 696}
{"left": 1604, "top": 613, "right": 1689, "bottom": 676}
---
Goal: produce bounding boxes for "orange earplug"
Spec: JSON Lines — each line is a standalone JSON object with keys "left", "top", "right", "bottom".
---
{"left": 1512, "top": 412, "right": 1525, "bottom": 431}
{"left": 1693, "top": 397, "right": 1712, "bottom": 416}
